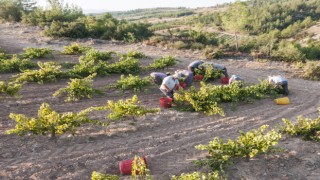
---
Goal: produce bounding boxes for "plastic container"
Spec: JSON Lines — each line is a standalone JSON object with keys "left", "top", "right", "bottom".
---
{"left": 220, "top": 77, "right": 230, "bottom": 84}
{"left": 160, "top": 97, "right": 172, "bottom": 108}
{"left": 179, "top": 82, "right": 187, "bottom": 89}
{"left": 194, "top": 75, "right": 203, "bottom": 81}
{"left": 119, "top": 156, "right": 147, "bottom": 175}
{"left": 275, "top": 97, "right": 290, "bottom": 105}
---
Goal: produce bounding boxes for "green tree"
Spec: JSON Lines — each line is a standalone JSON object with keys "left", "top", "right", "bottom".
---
{"left": 0, "top": 0, "right": 23, "bottom": 22}
{"left": 222, "top": 1, "right": 249, "bottom": 51}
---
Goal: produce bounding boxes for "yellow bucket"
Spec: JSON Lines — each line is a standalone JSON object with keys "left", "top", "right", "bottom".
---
{"left": 274, "top": 97, "right": 290, "bottom": 105}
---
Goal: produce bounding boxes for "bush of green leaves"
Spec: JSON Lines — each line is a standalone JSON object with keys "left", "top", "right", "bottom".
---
{"left": 195, "top": 125, "right": 281, "bottom": 171}
{"left": 0, "top": 81, "right": 22, "bottom": 97}
{"left": 53, "top": 73, "right": 102, "bottom": 102}
{"left": 107, "top": 58, "right": 141, "bottom": 74}
{"left": 103, "top": 95, "right": 159, "bottom": 120}
{"left": 110, "top": 74, "right": 151, "bottom": 91}
{"left": 13, "top": 62, "right": 65, "bottom": 84}
{"left": 171, "top": 172, "right": 220, "bottom": 180}
{"left": 303, "top": 62, "right": 320, "bottom": 81}
{"left": 120, "top": 51, "right": 146, "bottom": 60}
{"left": 62, "top": 43, "right": 92, "bottom": 55}
{"left": 70, "top": 58, "right": 109, "bottom": 78}
{"left": 282, "top": 110, "right": 320, "bottom": 141}
{"left": 6, "top": 103, "right": 107, "bottom": 139}
{"left": 80, "top": 49, "right": 114, "bottom": 63}
{"left": 91, "top": 171, "right": 119, "bottom": 180}
{"left": 147, "top": 56, "right": 177, "bottom": 70}
{"left": 0, "top": 55, "right": 35, "bottom": 73}
{"left": 22, "top": 47, "right": 53, "bottom": 59}
{"left": 174, "top": 81, "right": 278, "bottom": 116}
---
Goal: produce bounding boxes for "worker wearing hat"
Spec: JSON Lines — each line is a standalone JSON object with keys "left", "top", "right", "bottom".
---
{"left": 160, "top": 73, "right": 181, "bottom": 99}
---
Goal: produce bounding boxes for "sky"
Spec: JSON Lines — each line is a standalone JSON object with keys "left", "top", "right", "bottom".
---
{"left": 35, "top": 0, "right": 235, "bottom": 12}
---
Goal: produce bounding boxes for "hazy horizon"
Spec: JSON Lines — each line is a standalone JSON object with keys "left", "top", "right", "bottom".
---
{"left": 36, "top": 0, "right": 235, "bottom": 12}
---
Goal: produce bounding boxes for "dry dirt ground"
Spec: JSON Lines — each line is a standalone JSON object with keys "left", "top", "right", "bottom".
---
{"left": 0, "top": 23, "right": 320, "bottom": 180}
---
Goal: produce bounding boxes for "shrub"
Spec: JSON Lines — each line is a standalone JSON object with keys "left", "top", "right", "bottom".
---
{"left": 110, "top": 74, "right": 151, "bottom": 91}
{"left": 168, "top": 41, "right": 189, "bottom": 50}
{"left": 190, "top": 42, "right": 205, "bottom": 50}
{"left": 80, "top": 49, "right": 114, "bottom": 63}
{"left": 70, "top": 58, "right": 109, "bottom": 78}
{"left": 147, "top": 56, "right": 177, "bottom": 70}
{"left": 271, "top": 41, "right": 305, "bottom": 62}
{"left": 13, "top": 62, "right": 65, "bottom": 84}
{"left": 125, "top": 50, "right": 146, "bottom": 59}
{"left": 195, "top": 65, "right": 223, "bottom": 81}
{"left": 174, "top": 81, "right": 278, "bottom": 116}
{"left": 6, "top": 103, "right": 107, "bottom": 139}
{"left": 131, "top": 156, "right": 151, "bottom": 180}
{"left": 0, "top": 81, "right": 22, "bottom": 97}
{"left": 53, "top": 73, "right": 102, "bottom": 102}
{"left": 298, "top": 43, "right": 320, "bottom": 60}
{"left": 0, "top": 55, "right": 35, "bottom": 73}
{"left": 62, "top": 43, "right": 92, "bottom": 55}
{"left": 91, "top": 171, "right": 119, "bottom": 180}
{"left": 22, "top": 47, "right": 53, "bottom": 59}
{"left": 204, "top": 47, "right": 225, "bottom": 59}
{"left": 195, "top": 125, "right": 281, "bottom": 171}
{"left": 282, "top": 110, "right": 320, "bottom": 141}
{"left": 303, "top": 62, "right": 320, "bottom": 80}
{"left": 103, "top": 95, "right": 159, "bottom": 120}
{"left": 171, "top": 172, "right": 220, "bottom": 180}
{"left": 44, "top": 21, "right": 89, "bottom": 38}
{"left": 107, "top": 58, "right": 141, "bottom": 74}
{"left": 0, "top": 0, "right": 23, "bottom": 22}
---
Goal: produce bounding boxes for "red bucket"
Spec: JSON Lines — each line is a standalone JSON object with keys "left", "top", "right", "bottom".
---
{"left": 194, "top": 75, "right": 203, "bottom": 81}
{"left": 160, "top": 97, "right": 172, "bottom": 108}
{"left": 119, "top": 156, "right": 147, "bottom": 175}
{"left": 179, "top": 82, "right": 187, "bottom": 89}
{"left": 175, "top": 84, "right": 180, "bottom": 90}
{"left": 221, "top": 77, "right": 229, "bottom": 84}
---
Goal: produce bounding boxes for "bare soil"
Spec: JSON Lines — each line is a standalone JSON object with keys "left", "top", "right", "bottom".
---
{"left": 0, "top": 23, "right": 320, "bottom": 180}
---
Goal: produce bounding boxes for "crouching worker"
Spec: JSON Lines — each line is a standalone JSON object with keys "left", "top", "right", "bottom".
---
{"left": 150, "top": 72, "right": 170, "bottom": 85}
{"left": 229, "top": 75, "right": 244, "bottom": 86}
{"left": 175, "top": 70, "right": 194, "bottom": 87}
{"left": 160, "top": 73, "right": 181, "bottom": 99}
{"left": 188, "top": 60, "right": 204, "bottom": 74}
{"left": 268, "top": 75, "right": 289, "bottom": 95}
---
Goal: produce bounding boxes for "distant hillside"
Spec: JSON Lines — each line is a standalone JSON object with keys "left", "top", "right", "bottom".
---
{"left": 107, "top": 7, "right": 196, "bottom": 21}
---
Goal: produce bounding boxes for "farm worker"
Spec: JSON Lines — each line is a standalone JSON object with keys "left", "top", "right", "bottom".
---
{"left": 199, "top": 63, "right": 229, "bottom": 77}
{"left": 187, "top": 60, "right": 204, "bottom": 74}
{"left": 160, "top": 73, "right": 181, "bottom": 99}
{"left": 268, "top": 75, "right": 289, "bottom": 95}
{"left": 175, "top": 70, "right": 194, "bottom": 87}
{"left": 150, "top": 72, "right": 170, "bottom": 85}
{"left": 229, "top": 75, "right": 244, "bottom": 85}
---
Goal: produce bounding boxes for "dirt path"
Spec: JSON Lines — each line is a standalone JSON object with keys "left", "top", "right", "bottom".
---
{"left": 0, "top": 23, "right": 320, "bottom": 180}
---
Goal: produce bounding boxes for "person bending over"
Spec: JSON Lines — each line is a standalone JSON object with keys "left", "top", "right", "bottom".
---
{"left": 159, "top": 73, "right": 181, "bottom": 99}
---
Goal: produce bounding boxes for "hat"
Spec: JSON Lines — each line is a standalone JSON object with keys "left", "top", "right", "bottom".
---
{"left": 165, "top": 72, "right": 171, "bottom": 76}
{"left": 173, "top": 73, "right": 182, "bottom": 79}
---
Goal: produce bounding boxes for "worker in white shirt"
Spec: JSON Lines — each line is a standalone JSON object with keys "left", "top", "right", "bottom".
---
{"left": 268, "top": 75, "right": 289, "bottom": 95}
{"left": 160, "top": 73, "right": 181, "bottom": 99}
